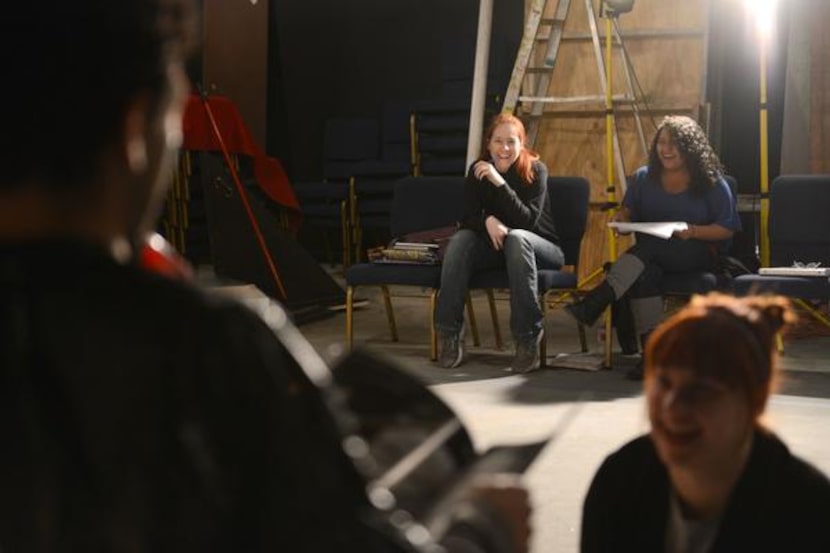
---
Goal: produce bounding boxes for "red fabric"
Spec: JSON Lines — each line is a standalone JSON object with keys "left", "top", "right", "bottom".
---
{"left": 182, "top": 94, "right": 300, "bottom": 229}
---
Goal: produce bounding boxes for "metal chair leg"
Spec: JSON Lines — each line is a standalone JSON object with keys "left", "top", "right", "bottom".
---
{"left": 603, "top": 308, "right": 613, "bottom": 369}
{"left": 346, "top": 285, "right": 355, "bottom": 349}
{"left": 340, "top": 200, "right": 351, "bottom": 268}
{"left": 466, "top": 293, "right": 481, "bottom": 347}
{"left": 540, "top": 293, "right": 547, "bottom": 368}
{"left": 429, "top": 289, "right": 438, "bottom": 361}
{"left": 486, "top": 289, "right": 503, "bottom": 350}
{"left": 381, "top": 285, "right": 398, "bottom": 342}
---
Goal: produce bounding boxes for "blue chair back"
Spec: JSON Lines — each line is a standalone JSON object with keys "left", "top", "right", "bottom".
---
{"left": 548, "top": 176, "right": 590, "bottom": 268}
{"left": 390, "top": 176, "right": 465, "bottom": 237}
{"left": 769, "top": 175, "right": 830, "bottom": 266}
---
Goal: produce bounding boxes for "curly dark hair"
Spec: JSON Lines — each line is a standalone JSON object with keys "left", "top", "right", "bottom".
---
{"left": 0, "top": 0, "right": 197, "bottom": 192}
{"left": 647, "top": 115, "right": 724, "bottom": 196}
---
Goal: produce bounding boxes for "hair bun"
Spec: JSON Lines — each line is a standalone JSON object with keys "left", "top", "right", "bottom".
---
{"left": 758, "top": 300, "right": 795, "bottom": 335}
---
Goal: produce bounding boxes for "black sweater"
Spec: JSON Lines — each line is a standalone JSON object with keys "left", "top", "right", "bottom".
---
{"left": 581, "top": 430, "right": 830, "bottom": 552}
{"left": 459, "top": 159, "right": 559, "bottom": 245}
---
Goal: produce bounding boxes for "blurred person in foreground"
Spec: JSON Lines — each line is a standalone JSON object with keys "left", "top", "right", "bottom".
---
{"left": 0, "top": 1, "right": 530, "bottom": 551}
{"left": 581, "top": 293, "right": 830, "bottom": 552}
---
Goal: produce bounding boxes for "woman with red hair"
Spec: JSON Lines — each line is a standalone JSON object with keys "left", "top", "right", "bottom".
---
{"left": 435, "top": 113, "right": 563, "bottom": 373}
{"left": 581, "top": 293, "right": 830, "bottom": 551}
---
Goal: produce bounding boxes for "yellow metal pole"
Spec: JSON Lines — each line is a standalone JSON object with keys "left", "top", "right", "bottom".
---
{"left": 759, "top": 39, "right": 771, "bottom": 267}
{"left": 603, "top": 13, "right": 617, "bottom": 367}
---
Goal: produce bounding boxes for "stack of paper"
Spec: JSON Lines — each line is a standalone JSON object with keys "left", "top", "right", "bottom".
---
{"left": 607, "top": 221, "right": 688, "bottom": 240}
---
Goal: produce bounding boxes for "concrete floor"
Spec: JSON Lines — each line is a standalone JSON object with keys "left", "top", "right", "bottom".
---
{"left": 290, "top": 282, "right": 830, "bottom": 552}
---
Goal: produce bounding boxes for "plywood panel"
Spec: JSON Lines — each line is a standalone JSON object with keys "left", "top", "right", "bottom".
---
{"left": 522, "top": 0, "right": 708, "bottom": 282}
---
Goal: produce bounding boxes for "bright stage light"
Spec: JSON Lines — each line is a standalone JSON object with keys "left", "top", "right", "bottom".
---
{"left": 744, "top": 0, "right": 779, "bottom": 39}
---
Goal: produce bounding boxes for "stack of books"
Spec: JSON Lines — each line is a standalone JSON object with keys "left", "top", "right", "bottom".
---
{"left": 369, "top": 241, "right": 440, "bottom": 265}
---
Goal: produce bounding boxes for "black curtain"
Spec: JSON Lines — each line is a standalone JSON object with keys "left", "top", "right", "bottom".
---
{"left": 265, "top": 0, "right": 522, "bottom": 182}
{"left": 707, "top": 1, "right": 789, "bottom": 268}
{"left": 266, "top": 0, "right": 292, "bottom": 176}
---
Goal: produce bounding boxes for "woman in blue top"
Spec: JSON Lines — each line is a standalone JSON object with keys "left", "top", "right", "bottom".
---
{"left": 567, "top": 115, "right": 741, "bottom": 379}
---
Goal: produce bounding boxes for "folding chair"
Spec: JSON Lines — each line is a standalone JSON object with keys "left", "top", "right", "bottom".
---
{"left": 733, "top": 175, "right": 830, "bottom": 328}
{"left": 345, "top": 176, "right": 468, "bottom": 360}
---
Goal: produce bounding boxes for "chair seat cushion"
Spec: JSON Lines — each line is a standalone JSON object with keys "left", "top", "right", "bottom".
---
{"left": 733, "top": 275, "right": 830, "bottom": 298}
{"left": 346, "top": 262, "right": 442, "bottom": 288}
{"left": 468, "top": 268, "right": 578, "bottom": 292}
{"left": 661, "top": 272, "right": 720, "bottom": 295}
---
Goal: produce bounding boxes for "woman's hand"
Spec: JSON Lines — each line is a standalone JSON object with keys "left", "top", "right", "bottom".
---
{"left": 674, "top": 223, "right": 733, "bottom": 241}
{"left": 473, "top": 160, "right": 506, "bottom": 187}
{"left": 611, "top": 208, "right": 632, "bottom": 236}
{"left": 674, "top": 225, "right": 696, "bottom": 240}
{"left": 455, "top": 473, "right": 532, "bottom": 553}
{"left": 485, "top": 215, "right": 510, "bottom": 250}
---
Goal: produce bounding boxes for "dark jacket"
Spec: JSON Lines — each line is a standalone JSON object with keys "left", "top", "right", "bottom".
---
{"left": 0, "top": 240, "right": 392, "bottom": 552}
{"left": 460, "top": 159, "right": 558, "bottom": 245}
{"left": 581, "top": 430, "right": 830, "bottom": 552}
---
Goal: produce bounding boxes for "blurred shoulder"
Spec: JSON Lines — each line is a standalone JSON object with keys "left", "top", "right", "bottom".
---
{"left": 758, "top": 431, "right": 830, "bottom": 498}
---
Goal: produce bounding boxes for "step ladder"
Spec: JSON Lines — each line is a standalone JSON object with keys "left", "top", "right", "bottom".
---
{"left": 503, "top": 0, "right": 652, "bottom": 188}
{"left": 503, "top": 0, "right": 654, "bottom": 368}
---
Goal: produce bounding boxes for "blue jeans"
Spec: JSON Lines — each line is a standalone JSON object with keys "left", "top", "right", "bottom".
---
{"left": 435, "top": 228, "right": 565, "bottom": 343}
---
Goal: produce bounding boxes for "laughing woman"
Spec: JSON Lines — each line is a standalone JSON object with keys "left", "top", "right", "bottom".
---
{"left": 581, "top": 293, "right": 830, "bottom": 552}
{"left": 566, "top": 115, "right": 740, "bottom": 379}
{"left": 435, "top": 113, "right": 563, "bottom": 373}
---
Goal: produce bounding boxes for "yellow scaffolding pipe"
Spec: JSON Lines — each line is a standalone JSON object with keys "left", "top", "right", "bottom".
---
{"left": 759, "top": 38, "right": 771, "bottom": 267}
{"left": 603, "top": 13, "right": 617, "bottom": 367}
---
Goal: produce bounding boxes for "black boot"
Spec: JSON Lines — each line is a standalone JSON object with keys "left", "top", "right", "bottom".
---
{"left": 612, "top": 294, "right": 638, "bottom": 355}
{"left": 625, "top": 333, "right": 651, "bottom": 381}
{"left": 566, "top": 281, "right": 615, "bottom": 327}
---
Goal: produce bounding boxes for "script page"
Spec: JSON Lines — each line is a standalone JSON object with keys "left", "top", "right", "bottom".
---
{"left": 607, "top": 221, "right": 688, "bottom": 239}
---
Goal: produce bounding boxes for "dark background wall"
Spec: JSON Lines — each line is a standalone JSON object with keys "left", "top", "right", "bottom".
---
{"left": 266, "top": 0, "right": 523, "bottom": 181}
{"left": 707, "top": 0, "right": 788, "bottom": 194}
{"left": 706, "top": 0, "right": 789, "bottom": 266}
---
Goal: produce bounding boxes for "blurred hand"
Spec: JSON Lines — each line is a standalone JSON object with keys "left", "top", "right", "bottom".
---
{"left": 474, "top": 161, "right": 506, "bottom": 187}
{"left": 485, "top": 215, "right": 509, "bottom": 251}
{"left": 466, "top": 474, "right": 532, "bottom": 553}
{"left": 611, "top": 209, "right": 632, "bottom": 236}
{"left": 674, "top": 225, "right": 695, "bottom": 240}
